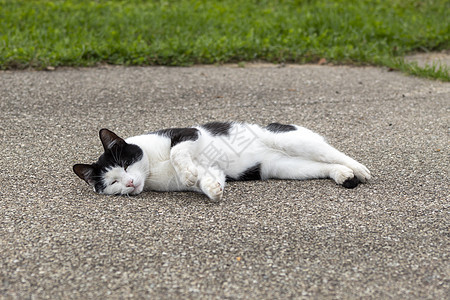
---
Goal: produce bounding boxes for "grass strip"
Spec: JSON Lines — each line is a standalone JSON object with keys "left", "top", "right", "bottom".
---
{"left": 0, "top": 0, "right": 448, "bottom": 80}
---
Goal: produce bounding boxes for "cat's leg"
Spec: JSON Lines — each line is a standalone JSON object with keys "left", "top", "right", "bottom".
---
{"left": 197, "top": 166, "right": 226, "bottom": 201}
{"left": 170, "top": 141, "right": 226, "bottom": 200}
{"left": 261, "top": 157, "right": 361, "bottom": 188}
{"left": 305, "top": 142, "right": 370, "bottom": 183}
{"left": 170, "top": 141, "right": 199, "bottom": 187}
{"left": 265, "top": 127, "right": 370, "bottom": 183}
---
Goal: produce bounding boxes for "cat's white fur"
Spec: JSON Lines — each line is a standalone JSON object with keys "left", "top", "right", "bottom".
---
{"left": 101, "top": 123, "right": 370, "bottom": 201}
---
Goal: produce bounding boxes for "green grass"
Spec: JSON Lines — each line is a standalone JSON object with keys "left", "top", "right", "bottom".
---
{"left": 0, "top": 0, "right": 449, "bottom": 80}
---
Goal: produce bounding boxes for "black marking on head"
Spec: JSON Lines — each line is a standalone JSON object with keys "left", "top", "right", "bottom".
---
{"left": 342, "top": 177, "right": 360, "bottom": 189}
{"left": 266, "top": 123, "right": 297, "bottom": 133}
{"left": 201, "top": 122, "right": 232, "bottom": 136}
{"left": 73, "top": 132, "right": 144, "bottom": 193}
{"left": 227, "top": 163, "right": 262, "bottom": 182}
{"left": 155, "top": 127, "right": 200, "bottom": 147}
{"left": 91, "top": 165, "right": 108, "bottom": 193}
{"left": 97, "top": 142, "right": 143, "bottom": 169}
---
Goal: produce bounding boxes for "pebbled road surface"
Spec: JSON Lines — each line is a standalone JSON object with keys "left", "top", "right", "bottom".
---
{"left": 0, "top": 65, "right": 448, "bottom": 299}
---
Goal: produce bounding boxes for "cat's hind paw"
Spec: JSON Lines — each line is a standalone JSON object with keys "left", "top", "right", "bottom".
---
{"left": 330, "top": 165, "right": 355, "bottom": 185}
{"left": 351, "top": 163, "right": 371, "bottom": 183}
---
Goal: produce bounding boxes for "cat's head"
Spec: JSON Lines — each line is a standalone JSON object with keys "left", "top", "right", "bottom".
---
{"left": 73, "top": 129, "right": 148, "bottom": 196}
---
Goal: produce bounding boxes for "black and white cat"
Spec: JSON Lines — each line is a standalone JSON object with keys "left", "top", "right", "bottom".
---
{"left": 73, "top": 122, "right": 370, "bottom": 201}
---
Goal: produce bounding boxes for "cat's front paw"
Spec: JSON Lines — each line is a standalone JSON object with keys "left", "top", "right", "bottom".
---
{"left": 201, "top": 177, "right": 223, "bottom": 202}
{"left": 180, "top": 165, "right": 198, "bottom": 187}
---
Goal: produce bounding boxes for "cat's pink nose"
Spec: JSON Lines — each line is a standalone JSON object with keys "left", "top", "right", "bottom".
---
{"left": 126, "top": 180, "right": 135, "bottom": 188}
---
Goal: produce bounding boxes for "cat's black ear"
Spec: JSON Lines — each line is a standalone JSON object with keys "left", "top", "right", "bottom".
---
{"left": 99, "top": 128, "right": 125, "bottom": 151}
{"left": 73, "top": 164, "right": 95, "bottom": 186}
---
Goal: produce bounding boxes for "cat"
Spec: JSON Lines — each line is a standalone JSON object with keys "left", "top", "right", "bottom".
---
{"left": 73, "top": 122, "right": 370, "bottom": 201}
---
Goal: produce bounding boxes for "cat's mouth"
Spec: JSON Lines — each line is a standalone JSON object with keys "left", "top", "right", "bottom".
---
{"left": 127, "top": 184, "right": 143, "bottom": 195}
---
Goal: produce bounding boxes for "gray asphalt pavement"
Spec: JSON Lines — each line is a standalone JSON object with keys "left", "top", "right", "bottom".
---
{"left": 1, "top": 64, "right": 448, "bottom": 299}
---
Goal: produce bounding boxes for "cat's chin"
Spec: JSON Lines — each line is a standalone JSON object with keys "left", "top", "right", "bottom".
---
{"left": 128, "top": 184, "right": 144, "bottom": 196}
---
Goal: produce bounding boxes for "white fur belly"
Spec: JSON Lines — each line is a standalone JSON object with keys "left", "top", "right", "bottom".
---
{"left": 193, "top": 137, "right": 266, "bottom": 179}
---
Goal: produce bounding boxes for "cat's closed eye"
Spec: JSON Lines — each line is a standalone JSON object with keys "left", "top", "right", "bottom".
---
{"left": 111, "top": 180, "right": 118, "bottom": 185}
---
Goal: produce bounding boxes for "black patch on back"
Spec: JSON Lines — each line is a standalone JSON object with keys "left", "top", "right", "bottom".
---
{"left": 266, "top": 123, "right": 296, "bottom": 133}
{"left": 226, "top": 163, "right": 262, "bottom": 182}
{"left": 201, "top": 122, "right": 232, "bottom": 136}
{"left": 155, "top": 128, "right": 200, "bottom": 147}
{"left": 342, "top": 177, "right": 360, "bottom": 189}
